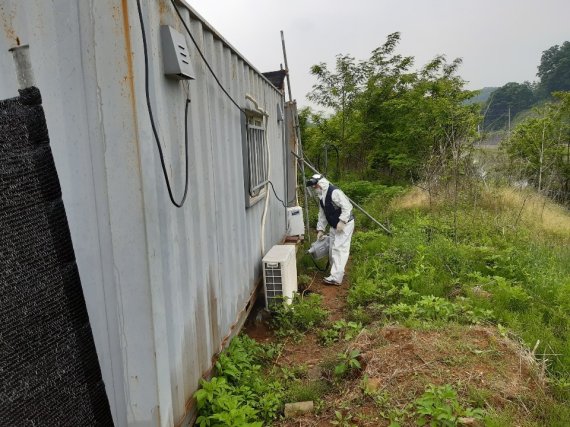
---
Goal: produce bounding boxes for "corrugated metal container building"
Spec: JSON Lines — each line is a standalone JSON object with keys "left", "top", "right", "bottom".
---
{"left": 0, "top": 1, "right": 290, "bottom": 425}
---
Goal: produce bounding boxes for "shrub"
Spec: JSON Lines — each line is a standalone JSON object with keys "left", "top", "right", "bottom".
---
{"left": 318, "top": 320, "right": 363, "bottom": 346}
{"left": 270, "top": 293, "right": 329, "bottom": 339}
{"left": 413, "top": 384, "right": 484, "bottom": 426}
{"left": 195, "top": 336, "right": 284, "bottom": 425}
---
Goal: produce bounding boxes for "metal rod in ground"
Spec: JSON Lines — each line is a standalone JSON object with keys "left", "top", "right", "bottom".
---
{"left": 9, "top": 44, "right": 36, "bottom": 90}
{"left": 291, "top": 151, "right": 393, "bottom": 235}
{"left": 280, "top": 31, "right": 293, "bottom": 103}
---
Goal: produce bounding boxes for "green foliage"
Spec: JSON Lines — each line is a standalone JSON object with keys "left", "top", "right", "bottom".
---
{"left": 382, "top": 295, "right": 494, "bottom": 325}
{"left": 347, "top": 189, "right": 570, "bottom": 377}
{"left": 334, "top": 349, "right": 362, "bottom": 379}
{"left": 318, "top": 319, "right": 364, "bottom": 346}
{"left": 331, "top": 410, "right": 356, "bottom": 427}
{"left": 413, "top": 384, "right": 484, "bottom": 426}
{"left": 305, "top": 32, "right": 480, "bottom": 181}
{"left": 385, "top": 296, "right": 457, "bottom": 322}
{"left": 483, "top": 82, "right": 536, "bottom": 131}
{"left": 297, "top": 274, "right": 312, "bottom": 287}
{"left": 283, "top": 379, "right": 330, "bottom": 404}
{"left": 194, "top": 336, "right": 284, "bottom": 425}
{"left": 500, "top": 92, "right": 570, "bottom": 199}
{"left": 336, "top": 180, "right": 402, "bottom": 204}
{"left": 537, "top": 41, "right": 570, "bottom": 98}
{"left": 270, "top": 293, "right": 329, "bottom": 340}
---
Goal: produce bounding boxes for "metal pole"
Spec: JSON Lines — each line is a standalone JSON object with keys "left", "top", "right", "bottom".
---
{"left": 281, "top": 31, "right": 293, "bottom": 103}
{"left": 281, "top": 30, "right": 311, "bottom": 242}
{"left": 291, "top": 151, "right": 393, "bottom": 235}
{"left": 9, "top": 45, "right": 36, "bottom": 90}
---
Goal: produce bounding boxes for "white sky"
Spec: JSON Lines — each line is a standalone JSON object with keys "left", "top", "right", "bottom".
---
{"left": 188, "top": 0, "right": 570, "bottom": 109}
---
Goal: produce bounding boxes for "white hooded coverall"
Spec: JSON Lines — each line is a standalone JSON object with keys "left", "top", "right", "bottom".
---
{"left": 315, "top": 177, "right": 354, "bottom": 284}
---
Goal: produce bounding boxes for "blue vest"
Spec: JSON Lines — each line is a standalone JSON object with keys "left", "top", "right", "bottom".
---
{"left": 319, "top": 185, "right": 342, "bottom": 228}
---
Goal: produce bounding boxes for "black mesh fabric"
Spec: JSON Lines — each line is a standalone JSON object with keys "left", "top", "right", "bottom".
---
{"left": 0, "top": 87, "right": 114, "bottom": 426}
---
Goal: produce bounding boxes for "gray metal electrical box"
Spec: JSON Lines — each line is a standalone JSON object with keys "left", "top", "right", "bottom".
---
{"left": 160, "top": 25, "right": 195, "bottom": 80}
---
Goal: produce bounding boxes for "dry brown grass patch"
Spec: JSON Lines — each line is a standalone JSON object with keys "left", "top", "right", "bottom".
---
{"left": 483, "top": 187, "right": 570, "bottom": 239}
{"left": 276, "top": 324, "right": 558, "bottom": 426}
{"left": 390, "top": 187, "right": 431, "bottom": 210}
{"left": 359, "top": 325, "right": 546, "bottom": 402}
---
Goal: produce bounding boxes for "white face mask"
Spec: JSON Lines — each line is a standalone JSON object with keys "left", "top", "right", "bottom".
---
{"left": 308, "top": 187, "right": 322, "bottom": 197}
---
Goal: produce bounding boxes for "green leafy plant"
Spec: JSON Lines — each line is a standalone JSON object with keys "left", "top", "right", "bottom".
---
{"left": 334, "top": 349, "right": 362, "bottom": 379}
{"left": 195, "top": 377, "right": 262, "bottom": 427}
{"left": 270, "top": 293, "right": 329, "bottom": 340}
{"left": 384, "top": 296, "right": 458, "bottom": 322}
{"left": 279, "top": 364, "right": 308, "bottom": 381}
{"left": 331, "top": 410, "right": 356, "bottom": 427}
{"left": 413, "top": 384, "right": 484, "bottom": 426}
{"left": 194, "top": 336, "right": 284, "bottom": 425}
{"left": 298, "top": 274, "right": 313, "bottom": 287}
{"left": 317, "top": 327, "right": 340, "bottom": 346}
{"left": 318, "top": 319, "right": 363, "bottom": 346}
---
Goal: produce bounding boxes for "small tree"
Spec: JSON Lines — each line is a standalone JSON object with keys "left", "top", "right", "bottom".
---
{"left": 537, "top": 42, "right": 570, "bottom": 99}
{"left": 307, "top": 54, "right": 367, "bottom": 147}
{"left": 501, "top": 92, "right": 570, "bottom": 201}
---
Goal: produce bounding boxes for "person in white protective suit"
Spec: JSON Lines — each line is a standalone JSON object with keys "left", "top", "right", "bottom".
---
{"left": 306, "top": 174, "right": 355, "bottom": 285}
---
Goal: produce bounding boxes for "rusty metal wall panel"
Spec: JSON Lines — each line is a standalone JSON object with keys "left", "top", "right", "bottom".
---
{"left": 0, "top": 1, "right": 287, "bottom": 426}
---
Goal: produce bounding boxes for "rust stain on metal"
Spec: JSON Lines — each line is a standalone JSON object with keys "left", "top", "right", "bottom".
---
{"left": 158, "top": 0, "right": 178, "bottom": 29}
{"left": 207, "top": 268, "right": 220, "bottom": 347}
{"left": 120, "top": 0, "right": 136, "bottom": 113}
{"left": 0, "top": 3, "right": 18, "bottom": 46}
{"left": 158, "top": 0, "right": 169, "bottom": 18}
{"left": 176, "top": 278, "right": 263, "bottom": 427}
{"left": 119, "top": 0, "right": 144, "bottom": 173}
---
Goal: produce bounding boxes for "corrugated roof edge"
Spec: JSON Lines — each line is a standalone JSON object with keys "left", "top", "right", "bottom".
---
{"left": 177, "top": 0, "right": 283, "bottom": 96}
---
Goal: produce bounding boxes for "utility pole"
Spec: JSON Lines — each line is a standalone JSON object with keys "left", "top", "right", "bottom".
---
{"left": 281, "top": 31, "right": 311, "bottom": 242}
{"left": 508, "top": 105, "right": 511, "bottom": 140}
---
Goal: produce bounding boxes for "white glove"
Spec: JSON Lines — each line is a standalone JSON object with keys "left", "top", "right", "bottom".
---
{"left": 336, "top": 221, "right": 346, "bottom": 232}
{"left": 317, "top": 230, "right": 325, "bottom": 240}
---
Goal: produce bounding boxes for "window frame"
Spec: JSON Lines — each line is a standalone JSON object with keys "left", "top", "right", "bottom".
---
{"left": 242, "top": 110, "right": 268, "bottom": 207}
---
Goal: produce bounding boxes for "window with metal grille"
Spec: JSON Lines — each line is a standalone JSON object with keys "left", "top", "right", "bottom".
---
{"left": 244, "top": 113, "right": 268, "bottom": 206}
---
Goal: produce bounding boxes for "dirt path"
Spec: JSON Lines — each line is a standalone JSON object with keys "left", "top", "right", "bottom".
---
{"left": 245, "top": 270, "right": 349, "bottom": 359}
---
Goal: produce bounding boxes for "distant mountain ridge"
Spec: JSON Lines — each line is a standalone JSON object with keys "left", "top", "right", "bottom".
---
{"left": 465, "top": 86, "right": 498, "bottom": 105}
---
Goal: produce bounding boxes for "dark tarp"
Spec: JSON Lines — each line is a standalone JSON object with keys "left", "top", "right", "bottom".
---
{"left": 0, "top": 87, "right": 114, "bottom": 426}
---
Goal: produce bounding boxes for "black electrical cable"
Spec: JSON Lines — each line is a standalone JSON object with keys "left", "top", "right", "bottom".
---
{"left": 169, "top": 0, "right": 246, "bottom": 115}
{"left": 267, "top": 180, "right": 287, "bottom": 208}
{"left": 136, "top": 0, "right": 190, "bottom": 208}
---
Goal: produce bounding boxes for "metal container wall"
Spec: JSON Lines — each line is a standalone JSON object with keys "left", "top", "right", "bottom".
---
{"left": 0, "top": 1, "right": 287, "bottom": 426}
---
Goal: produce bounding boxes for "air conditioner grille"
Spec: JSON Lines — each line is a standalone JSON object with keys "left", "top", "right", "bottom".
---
{"left": 262, "top": 245, "right": 297, "bottom": 308}
{"left": 264, "top": 262, "right": 283, "bottom": 305}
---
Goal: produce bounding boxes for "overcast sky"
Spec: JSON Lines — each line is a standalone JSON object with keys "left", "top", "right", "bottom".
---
{"left": 188, "top": 0, "right": 569, "bottom": 110}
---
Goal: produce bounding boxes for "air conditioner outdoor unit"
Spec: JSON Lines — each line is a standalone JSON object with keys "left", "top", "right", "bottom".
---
{"left": 262, "top": 244, "right": 298, "bottom": 307}
{"left": 286, "top": 206, "right": 305, "bottom": 236}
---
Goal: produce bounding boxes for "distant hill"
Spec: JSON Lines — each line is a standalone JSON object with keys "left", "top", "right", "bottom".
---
{"left": 465, "top": 87, "right": 498, "bottom": 105}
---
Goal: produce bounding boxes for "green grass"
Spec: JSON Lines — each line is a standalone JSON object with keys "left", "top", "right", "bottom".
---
{"left": 348, "top": 186, "right": 570, "bottom": 383}
{"left": 194, "top": 181, "right": 570, "bottom": 426}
